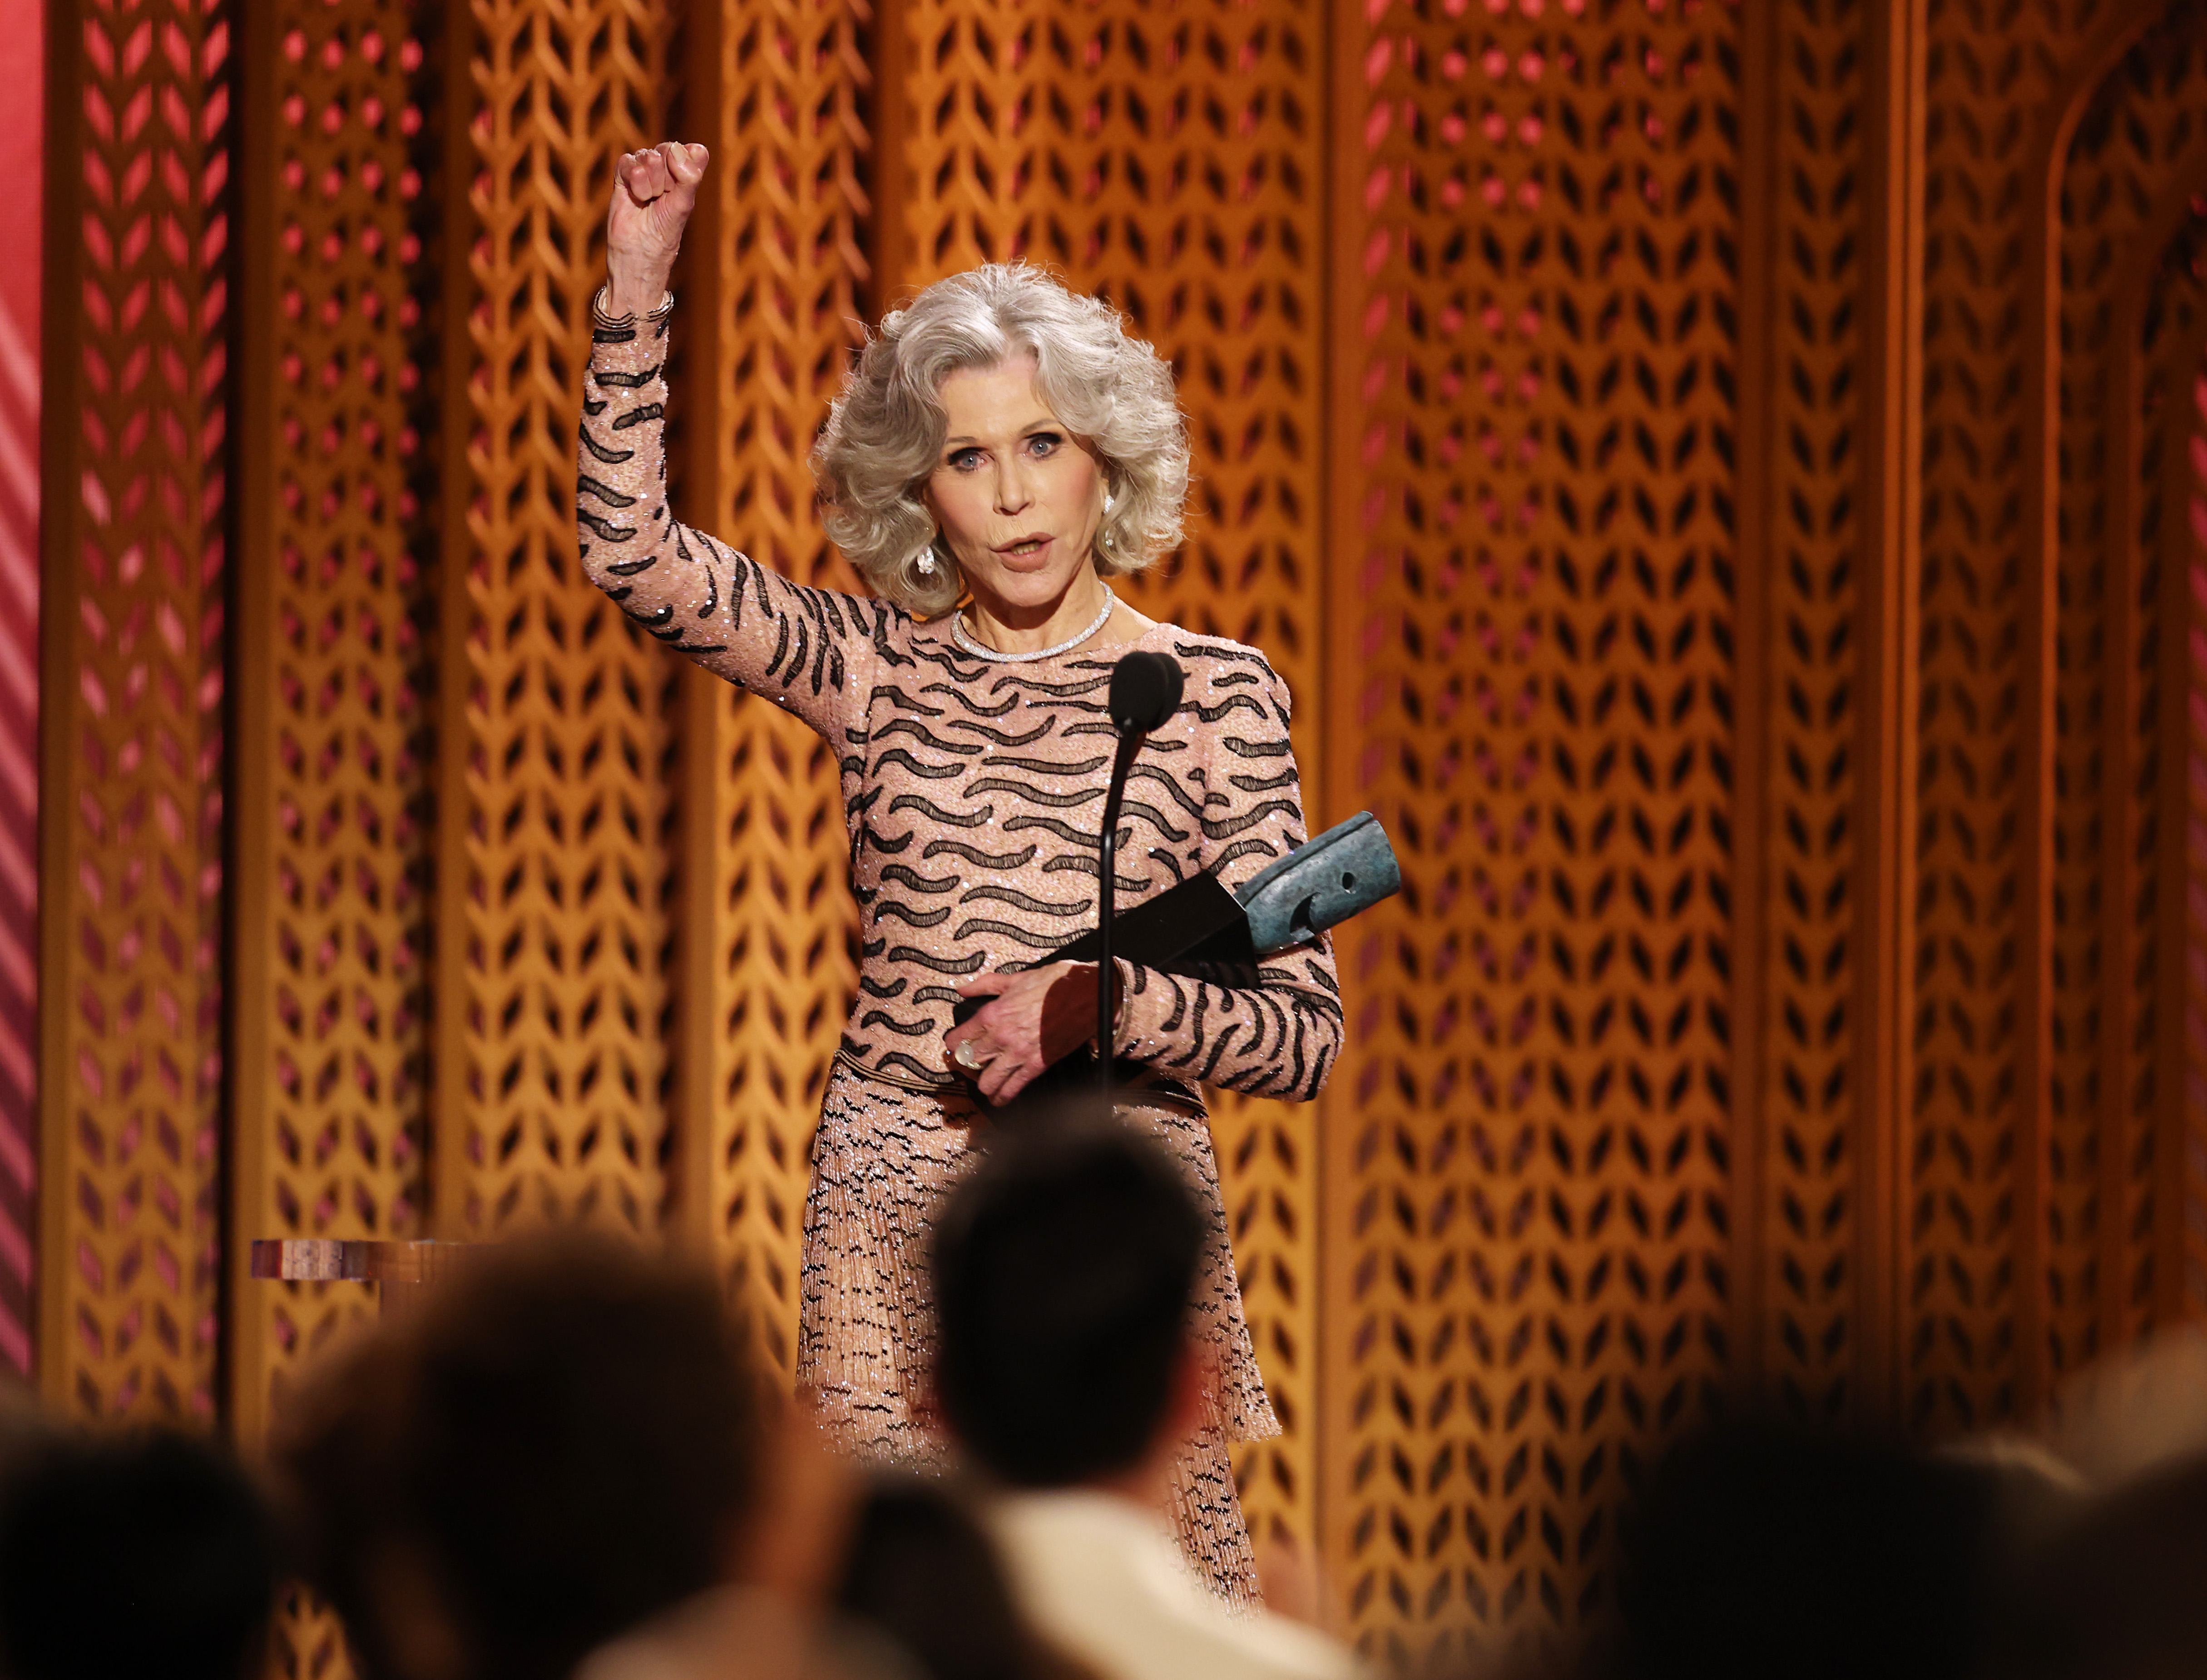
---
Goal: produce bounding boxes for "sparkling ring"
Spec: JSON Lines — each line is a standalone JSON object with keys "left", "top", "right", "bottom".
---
{"left": 952, "top": 1040, "right": 985, "bottom": 1073}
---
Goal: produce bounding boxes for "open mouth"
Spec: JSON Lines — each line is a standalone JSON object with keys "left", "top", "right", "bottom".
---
{"left": 995, "top": 536, "right": 1052, "bottom": 559}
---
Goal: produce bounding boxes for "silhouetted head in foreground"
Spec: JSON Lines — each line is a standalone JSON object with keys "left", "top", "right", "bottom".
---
{"left": 1992, "top": 1451, "right": 2207, "bottom": 1680}
{"left": 931, "top": 1119, "right": 1203, "bottom": 1489}
{"left": 835, "top": 1472, "right": 1089, "bottom": 1680}
{"left": 1604, "top": 1417, "right": 2004, "bottom": 1680}
{"left": 0, "top": 1428, "right": 279, "bottom": 1680}
{"left": 276, "top": 1233, "right": 764, "bottom": 1680}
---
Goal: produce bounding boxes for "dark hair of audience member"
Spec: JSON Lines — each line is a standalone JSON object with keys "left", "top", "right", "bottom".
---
{"left": 835, "top": 1474, "right": 1096, "bottom": 1680}
{"left": 1991, "top": 1452, "right": 2207, "bottom": 1680}
{"left": 276, "top": 1234, "right": 763, "bottom": 1680}
{"left": 0, "top": 1428, "right": 280, "bottom": 1680}
{"left": 931, "top": 1118, "right": 1203, "bottom": 1488}
{"left": 1600, "top": 1417, "right": 2004, "bottom": 1680}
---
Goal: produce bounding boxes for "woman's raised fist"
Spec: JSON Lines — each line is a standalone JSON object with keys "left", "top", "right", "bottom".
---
{"left": 604, "top": 142, "right": 709, "bottom": 315}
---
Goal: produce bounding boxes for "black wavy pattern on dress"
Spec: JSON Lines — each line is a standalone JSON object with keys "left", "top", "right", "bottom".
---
{"left": 966, "top": 776, "right": 1103, "bottom": 809}
{"left": 1201, "top": 798, "right": 1301, "bottom": 841}
{"left": 876, "top": 1050, "right": 957, "bottom": 1086}
{"left": 1062, "top": 721, "right": 1189, "bottom": 750}
{"left": 1116, "top": 799, "right": 1192, "bottom": 844}
{"left": 952, "top": 918, "right": 1066, "bottom": 949}
{"left": 1127, "top": 765, "right": 1208, "bottom": 821}
{"left": 987, "top": 752, "right": 1109, "bottom": 776}
{"left": 923, "top": 837, "right": 1039, "bottom": 869}
{"left": 941, "top": 716, "right": 1054, "bottom": 746}
{"left": 878, "top": 684, "right": 950, "bottom": 716}
{"left": 985, "top": 672, "right": 1111, "bottom": 700}
{"left": 1007, "top": 813, "right": 1126, "bottom": 849}
{"left": 578, "top": 473, "right": 637, "bottom": 508}
{"left": 1221, "top": 734, "right": 1291, "bottom": 759}
{"left": 1168, "top": 636, "right": 1272, "bottom": 674}
{"left": 880, "top": 864, "right": 959, "bottom": 894}
{"left": 1193, "top": 694, "right": 1269, "bottom": 725}
{"left": 1212, "top": 837, "right": 1278, "bottom": 876}
{"left": 920, "top": 683, "right": 1015, "bottom": 716}
{"left": 875, "top": 748, "right": 967, "bottom": 781}
{"left": 874, "top": 902, "right": 952, "bottom": 928}
{"left": 859, "top": 1010, "right": 935, "bottom": 1037}
{"left": 961, "top": 883, "right": 1093, "bottom": 917}
{"left": 887, "top": 945, "right": 989, "bottom": 975}
{"left": 887, "top": 794, "right": 994, "bottom": 828}
{"left": 1041, "top": 855, "right": 1151, "bottom": 892}
{"left": 877, "top": 719, "right": 983, "bottom": 753}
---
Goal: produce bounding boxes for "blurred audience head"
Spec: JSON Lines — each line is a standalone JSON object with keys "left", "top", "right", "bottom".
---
{"left": 834, "top": 1473, "right": 1087, "bottom": 1680}
{"left": 0, "top": 1428, "right": 279, "bottom": 1680}
{"left": 276, "top": 1232, "right": 764, "bottom": 1680}
{"left": 1992, "top": 1451, "right": 2207, "bottom": 1680}
{"left": 1603, "top": 1416, "right": 2005, "bottom": 1680}
{"left": 2047, "top": 1324, "right": 2207, "bottom": 1488}
{"left": 931, "top": 1120, "right": 1203, "bottom": 1490}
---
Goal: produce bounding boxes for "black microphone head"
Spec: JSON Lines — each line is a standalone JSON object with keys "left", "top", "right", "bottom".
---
{"left": 1108, "top": 650, "right": 1184, "bottom": 733}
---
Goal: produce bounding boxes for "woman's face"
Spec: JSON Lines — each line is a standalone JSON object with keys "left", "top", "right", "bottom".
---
{"left": 920, "top": 355, "right": 1108, "bottom": 618}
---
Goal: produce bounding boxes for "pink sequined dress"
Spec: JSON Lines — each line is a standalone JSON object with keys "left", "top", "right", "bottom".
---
{"left": 576, "top": 310, "right": 1342, "bottom": 1602}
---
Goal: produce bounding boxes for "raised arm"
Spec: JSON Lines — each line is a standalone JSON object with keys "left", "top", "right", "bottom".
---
{"left": 579, "top": 142, "right": 881, "bottom": 741}
{"left": 1112, "top": 660, "right": 1343, "bottom": 1101}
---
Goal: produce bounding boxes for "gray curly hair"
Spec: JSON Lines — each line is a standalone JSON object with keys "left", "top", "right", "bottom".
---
{"left": 811, "top": 264, "right": 1190, "bottom": 617}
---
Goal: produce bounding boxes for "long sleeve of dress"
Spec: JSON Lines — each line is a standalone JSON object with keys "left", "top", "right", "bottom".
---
{"left": 575, "top": 311, "right": 878, "bottom": 744}
{"left": 1111, "top": 660, "right": 1344, "bottom": 1101}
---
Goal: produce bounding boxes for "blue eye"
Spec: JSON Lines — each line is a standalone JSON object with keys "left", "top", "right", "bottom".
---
{"left": 1029, "top": 434, "right": 1060, "bottom": 457}
{"left": 948, "top": 449, "right": 983, "bottom": 471}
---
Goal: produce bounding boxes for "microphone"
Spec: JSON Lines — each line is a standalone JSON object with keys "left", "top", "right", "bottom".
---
{"left": 1096, "top": 650, "right": 1184, "bottom": 1104}
{"left": 1108, "top": 650, "right": 1185, "bottom": 733}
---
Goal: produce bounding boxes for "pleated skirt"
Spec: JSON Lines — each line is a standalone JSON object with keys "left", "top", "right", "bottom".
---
{"left": 795, "top": 1057, "right": 1276, "bottom": 1604}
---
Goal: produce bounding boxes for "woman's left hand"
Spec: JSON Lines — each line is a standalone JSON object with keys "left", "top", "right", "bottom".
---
{"left": 944, "top": 961, "right": 1104, "bottom": 1104}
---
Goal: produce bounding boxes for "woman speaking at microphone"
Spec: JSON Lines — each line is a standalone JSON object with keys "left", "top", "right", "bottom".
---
{"left": 577, "top": 142, "right": 1341, "bottom": 1601}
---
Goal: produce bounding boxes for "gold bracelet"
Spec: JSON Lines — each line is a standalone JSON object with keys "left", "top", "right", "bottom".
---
{"left": 592, "top": 283, "right": 675, "bottom": 326}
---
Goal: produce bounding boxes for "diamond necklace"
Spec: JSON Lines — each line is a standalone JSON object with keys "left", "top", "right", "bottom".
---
{"left": 951, "top": 588, "right": 1116, "bottom": 663}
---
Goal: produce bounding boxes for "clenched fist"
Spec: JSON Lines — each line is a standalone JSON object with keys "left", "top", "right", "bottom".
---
{"left": 605, "top": 142, "right": 709, "bottom": 316}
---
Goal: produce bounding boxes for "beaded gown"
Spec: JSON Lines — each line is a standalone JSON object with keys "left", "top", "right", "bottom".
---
{"left": 575, "top": 309, "right": 1344, "bottom": 1603}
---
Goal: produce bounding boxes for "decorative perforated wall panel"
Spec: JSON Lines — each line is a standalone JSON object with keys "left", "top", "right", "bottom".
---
{"left": 0, "top": 0, "right": 41, "bottom": 1379}
{"left": 1326, "top": 0, "right": 1743, "bottom": 1659}
{"left": 40, "top": 0, "right": 235, "bottom": 1422}
{"left": 1911, "top": 0, "right": 2111, "bottom": 1434}
{"left": 1743, "top": 0, "right": 1871, "bottom": 1427}
{"left": 2045, "top": 2, "right": 2207, "bottom": 1379}
{"left": 432, "top": 0, "right": 681, "bottom": 1240}
{"left": 27, "top": 0, "right": 2207, "bottom": 1670}
{"left": 2175, "top": 348, "right": 2207, "bottom": 1316}
{"left": 231, "top": 0, "right": 438, "bottom": 1437}
{"left": 681, "top": 0, "right": 870, "bottom": 1375}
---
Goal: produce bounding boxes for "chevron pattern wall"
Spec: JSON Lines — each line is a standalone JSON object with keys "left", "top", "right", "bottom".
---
{"left": 18, "top": 0, "right": 2207, "bottom": 1674}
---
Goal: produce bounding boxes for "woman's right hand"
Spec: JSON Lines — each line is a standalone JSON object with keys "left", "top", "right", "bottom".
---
{"left": 605, "top": 141, "right": 709, "bottom": 316}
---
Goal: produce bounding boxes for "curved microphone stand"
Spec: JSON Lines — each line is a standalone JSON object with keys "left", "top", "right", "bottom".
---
{"left": 1097, "top": 652, "right": 1185, "bottom": 1106}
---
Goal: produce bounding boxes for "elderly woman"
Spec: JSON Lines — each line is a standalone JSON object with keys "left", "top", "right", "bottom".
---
{"left": 578, "top": 143, "right": 1341, "bottom": 1601}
